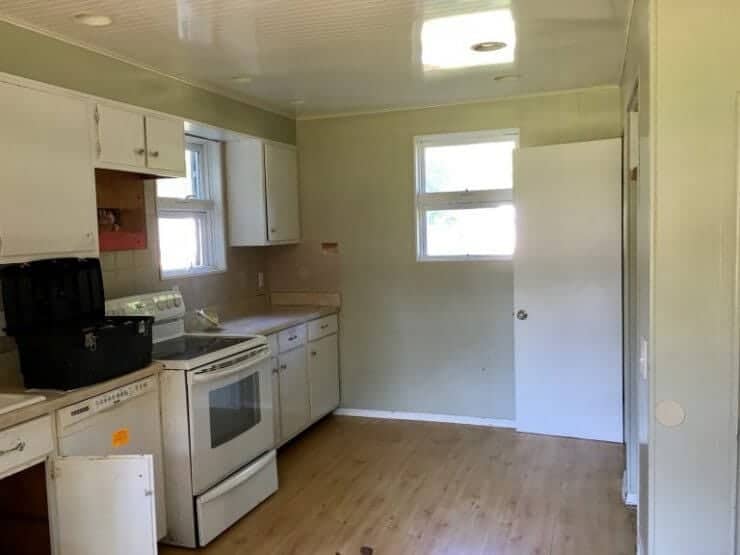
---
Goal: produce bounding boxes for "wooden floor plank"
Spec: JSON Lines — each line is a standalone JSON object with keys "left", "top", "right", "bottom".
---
{"left": 160, "top": 416, "right": 635, "bottom": 555}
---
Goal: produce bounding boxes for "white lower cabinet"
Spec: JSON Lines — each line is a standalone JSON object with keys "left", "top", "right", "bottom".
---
{"left": 308, "top": 334, "right": 340, "bottom": 420}
{"left": 277, "top": 346, "right": 310, "bottom": 442}
{"left": 269, "top": 315, "right": 341, "bottom": 447}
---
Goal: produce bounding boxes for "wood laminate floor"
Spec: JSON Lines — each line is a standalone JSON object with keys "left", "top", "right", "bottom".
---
{"left": 160, "top": 416, "right": 635, "bottom": 555}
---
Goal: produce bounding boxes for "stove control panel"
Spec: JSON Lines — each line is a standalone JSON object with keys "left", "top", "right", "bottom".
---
{"left": 106, "top": 290, "right": 185, "bottom": 322}
{"left": 57, "top": 377, "right": 157, "bottom": 430}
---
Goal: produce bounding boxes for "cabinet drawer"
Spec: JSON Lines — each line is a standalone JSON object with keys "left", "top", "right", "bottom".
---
{"left": 307, "top": 315, "right": 338, "bottom": 341}
{"left": 278, "top": 324, "right": 307, "bottom": 353}
{"left": 0, "top": 415, "right": 53, "bottom": 478}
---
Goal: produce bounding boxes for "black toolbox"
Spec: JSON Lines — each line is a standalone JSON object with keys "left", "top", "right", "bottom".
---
{"left": 1, "top": 258, "right": 153, "bottom": 390}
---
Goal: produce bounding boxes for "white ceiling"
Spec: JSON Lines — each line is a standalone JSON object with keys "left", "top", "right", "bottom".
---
{"left": 0, "top": 0, "right": 631, "bottom": 118}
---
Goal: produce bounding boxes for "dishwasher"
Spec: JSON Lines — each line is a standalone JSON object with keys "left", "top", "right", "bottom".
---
{"left": 55, "top": 376, "right": 167, "bottom": 540}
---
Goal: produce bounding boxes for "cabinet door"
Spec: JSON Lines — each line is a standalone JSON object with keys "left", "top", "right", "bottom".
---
{"left": 0, "top": 82, "right": 98, "bottom": 262}
{"left": 278, "top": 346, "right": 310, "bottom": 441}
{"left": 264, "top": 142, "right": 300, "bottom": 243}
{"left": 145, "top": 115, "right": 186, "bottom": 175}
{"left": 52, "top": 455, "right": 157, "bottom": 555}
{"left": 95, "top": 103, "right": 147, "bottom": 169}
{"left": 308, "top": 334, "right": 340, "bottom": 420}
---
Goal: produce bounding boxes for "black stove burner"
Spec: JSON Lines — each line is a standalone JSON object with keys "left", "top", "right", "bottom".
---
{"left": 153, "top": 335, "right": 250, "bottom": 361}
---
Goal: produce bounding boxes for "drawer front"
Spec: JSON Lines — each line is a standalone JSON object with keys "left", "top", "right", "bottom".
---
{"left": 307, "top": 314, "right": 338, "bottom": 341}
{"left": 267, "top": 334, "right": 279, "bottom": 357}
{"left": 278, "top": 324, "right": 307, "bottom": 353}
{"left": 0, "top": 415, "right": 53, "bottom": 477}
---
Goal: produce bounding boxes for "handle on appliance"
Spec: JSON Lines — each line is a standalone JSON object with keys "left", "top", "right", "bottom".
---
{"left": 191, "top": 349, "right": 271, "bottom": 384}
{"left": 0, "top": 440, "right": 25, "bottom": 457}
{"left": 197, "top": 451, "right": 276, "bottom": 505}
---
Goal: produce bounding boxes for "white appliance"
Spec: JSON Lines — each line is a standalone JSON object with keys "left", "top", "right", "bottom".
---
{"left": 106, "top": 290, "right": 278, "bottom": 548}
{"left": 56, "top": 376, "right": 167, "bottom": 541}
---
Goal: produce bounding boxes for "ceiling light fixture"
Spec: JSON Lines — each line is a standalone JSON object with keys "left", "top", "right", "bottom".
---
{"left": 231, "top": 75, "right": 252, "bottom": 84}
{"left": 471, "top": 41, "right": 507, "bottom": 53}
{"left": 73, "top": 13, "right": 113, "bottom": 27}
{"left": 421, "top": 9, "right": 516, "bottom": 70}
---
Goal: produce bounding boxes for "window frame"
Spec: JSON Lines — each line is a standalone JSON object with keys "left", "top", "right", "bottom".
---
{"left": 156, "top": 136, "right": 227, "bottom": 279}
{"left": 414, "top": 128, "right": 519, "bottom": 262}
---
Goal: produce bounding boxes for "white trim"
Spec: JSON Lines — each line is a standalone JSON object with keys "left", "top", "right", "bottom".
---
{"left": 0, "top": 14, "right": 293, "bottom": 119}
{"left": 623, "top": 470, "right": 638, "bottom": 506}
{"left": 333, "top": 408, "right": 516, "bottom": 429}
{"left": 297, "top": 85, "right": 620, "bottom": 121}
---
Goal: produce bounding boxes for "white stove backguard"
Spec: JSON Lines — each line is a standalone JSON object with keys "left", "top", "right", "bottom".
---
{"left": 106, "top": 290, "right": 186, "bottom": 343}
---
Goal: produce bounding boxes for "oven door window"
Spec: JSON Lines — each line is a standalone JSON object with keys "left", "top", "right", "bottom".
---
{"left": 208, "top": 372, "right": 261, "bottom": 448}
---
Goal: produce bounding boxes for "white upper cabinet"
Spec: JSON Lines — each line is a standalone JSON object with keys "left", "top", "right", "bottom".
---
{"left": 94, "top": 103, "right": 185, "bottom": 178}
{"left": 226, "top": 139, "right": 300, "bottom": 246}
{"left": 0, "top": 80, "right": 98, "bottom": 263}
{"left": 264, "top": 142, "right": 300, "bottom": 243}
{"left": 145, "top": 114, "right": 186, "bottom": 174}
{"left": 95, "top": 104, "right": 146, "bottom": 169}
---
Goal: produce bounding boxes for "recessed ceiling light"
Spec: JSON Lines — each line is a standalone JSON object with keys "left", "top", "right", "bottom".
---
{"left": 471, "top": 41, "right": 507, "bottom": 53}
{"left": 73, "top": 13, "right": 112, "bottom": 27}
{"left": 422, "top": 9, "right": 516, "bottom": 70}
{"left": 231, "top": 75, "right": 252, "bottom": 84}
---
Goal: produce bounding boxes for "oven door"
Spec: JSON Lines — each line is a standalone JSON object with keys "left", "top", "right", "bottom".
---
{"left": 187, "top": 346, "right": 273, "bottom": 495}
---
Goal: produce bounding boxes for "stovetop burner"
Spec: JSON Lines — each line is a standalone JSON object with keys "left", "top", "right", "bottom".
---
{"left": 153, "top": 335, "right": 252, "bottom": 361}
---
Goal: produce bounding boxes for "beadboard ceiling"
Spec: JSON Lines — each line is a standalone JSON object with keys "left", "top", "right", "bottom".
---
{"left": 0, "top": 0, "right": 631, "bottom": 118}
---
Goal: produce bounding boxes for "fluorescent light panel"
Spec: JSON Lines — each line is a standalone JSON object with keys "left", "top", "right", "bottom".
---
{"left": 422, "top": 9, "right": 516, "bottom": 70}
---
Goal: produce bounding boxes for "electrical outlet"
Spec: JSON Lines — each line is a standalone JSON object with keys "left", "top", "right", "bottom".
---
{"left": 257, "top": 272, "right": 265, "bottom": 290}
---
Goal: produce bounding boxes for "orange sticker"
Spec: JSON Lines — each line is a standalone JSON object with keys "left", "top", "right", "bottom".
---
{"left": 112, "top": 428, "right": 130, "bottom": 448}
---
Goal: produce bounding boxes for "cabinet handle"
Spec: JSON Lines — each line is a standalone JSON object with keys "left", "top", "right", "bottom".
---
{"left": 289, "top": 335, "right": 297, "bottom": 341}
{"left": 0, "top": 440, "right": 25, "bottom": 457}
{"left": 320, "top": 324, "right": 329, "bottom": 329}
{"left": 134, "top": 148, "right": 146, "bottom": 156}
{"left": 149, "top": 150, "right": 160, "bottom": 158}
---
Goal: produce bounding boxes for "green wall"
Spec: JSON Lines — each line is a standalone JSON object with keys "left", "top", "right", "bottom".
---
{"left": 0, "top": 21, "right": 295, "bottom": 144}
{"left": 294, "top": 86, "right": 622, "bottom": 419}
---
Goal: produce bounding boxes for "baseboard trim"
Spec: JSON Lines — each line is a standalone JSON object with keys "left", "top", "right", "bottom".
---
{"left": 333, "top": 408, "right": 516, "bottom": 429}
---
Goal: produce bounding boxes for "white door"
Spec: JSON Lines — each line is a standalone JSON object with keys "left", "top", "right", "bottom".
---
{"left": 145, "top": 115, "right": 186, "bottom": 174}
{"left": 96, "top": 103, "right": 147, "bottom": 169}
{"left": 264, "top": 142, "right": 300, "bottom": 243}
{"left": 52, "top": 455, "right": 157, "bottom": 555}
{"left": 0, "top": 81, "right": 98, "bottom": 262}
{"left": 278, "top": 346, "right": 310, "bottom": 440}
{"left": 308, "top": 334, "right": 340, "bottom": 420}
{"left": 513, "top": 138, "right": 623, "bottom": 442}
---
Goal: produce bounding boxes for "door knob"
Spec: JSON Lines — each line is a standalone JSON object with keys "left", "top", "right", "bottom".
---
{"left": 516, "top": 309, "right": 528, "bottom": 321}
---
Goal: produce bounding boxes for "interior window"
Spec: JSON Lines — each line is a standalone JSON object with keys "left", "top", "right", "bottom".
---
{"left": 415, "top": 130, "right": 518, "bottom": 260}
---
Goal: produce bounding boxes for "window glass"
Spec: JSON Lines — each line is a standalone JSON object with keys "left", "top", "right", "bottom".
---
{"left": 425, "top": 204, "right": 515, "bottom": 257}
{"left": 156, "top": 144, "right": 204, "bottom": 199}
{"left": 423, "top": 140, "right": 515, "bottom": 193}
{"left": 158, "top": 214, "right": 205, "bottom": 272}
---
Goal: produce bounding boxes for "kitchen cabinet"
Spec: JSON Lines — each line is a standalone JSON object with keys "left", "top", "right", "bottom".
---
{"left": 277, "top": 346, "right": 310, "bottom": 441}
{"left": 226, "top": 138, "right": 300, "bottom": 246}
{"left": 94, "top": 103, "right": 185, "bottom": 177}
{"left": 0, "top": 80, "right": 98, "bottom": 264}
{"left": 308, "top": 334, "right": 340, "bottom": 421}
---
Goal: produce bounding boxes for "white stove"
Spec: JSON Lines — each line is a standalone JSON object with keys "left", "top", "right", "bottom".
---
{"left": 106, "top": 290, "right": 278, "bottom": 548}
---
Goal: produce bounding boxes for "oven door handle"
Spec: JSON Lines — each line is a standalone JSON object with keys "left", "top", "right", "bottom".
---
{"left": 191, "top": 349, "right": 271, "bottom": 384}
{"left": 198, "top": 450, "right": 276, "bottom": 505}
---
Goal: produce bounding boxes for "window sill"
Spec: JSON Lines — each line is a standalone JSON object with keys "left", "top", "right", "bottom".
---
{"left": 160, "top": 266, "right": 227, "bottom": 280}
{"left": 416, "top": 255, "right": 513, "bottom": 262}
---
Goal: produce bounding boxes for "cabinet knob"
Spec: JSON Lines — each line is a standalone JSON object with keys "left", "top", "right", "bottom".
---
{"left": 149, "top": 150, "right": 160, "bottom": 158}
{"left": 310, "top": 351, "right": 317, "bottom": 357}
{"left": 134, "top": 148, "right": 146, "bottom": 156}
{"left": 280, "top": 363, "right": 287, "bottom": 370}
